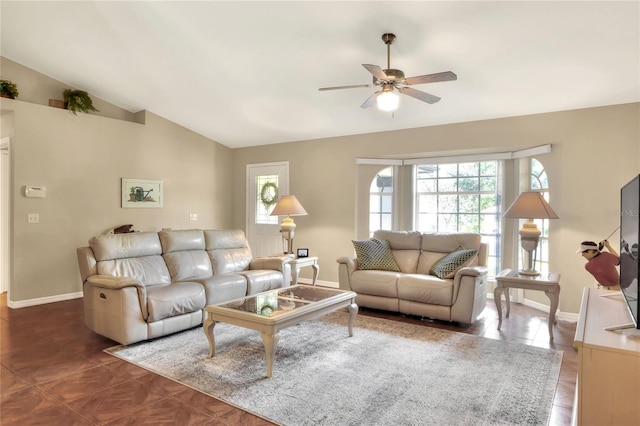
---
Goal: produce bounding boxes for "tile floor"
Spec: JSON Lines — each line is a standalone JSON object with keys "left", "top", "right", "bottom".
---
{"left": 1, "top": 292, "right": 576, "bottom": 425}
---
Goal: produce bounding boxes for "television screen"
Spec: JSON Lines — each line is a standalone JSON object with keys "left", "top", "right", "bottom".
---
{"left": 620, "top": 174, "right": 640, "bottom": 329}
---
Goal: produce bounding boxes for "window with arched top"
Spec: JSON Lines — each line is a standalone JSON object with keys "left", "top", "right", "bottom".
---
{"left": 369, "top": 167, "right": 393, "bottom": 236}
{"left": 530, "top": 158, "right": 550, "bottom": 274}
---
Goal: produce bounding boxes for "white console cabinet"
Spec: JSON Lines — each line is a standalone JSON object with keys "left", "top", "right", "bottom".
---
{"left": 573, "top": 288, "right": 640, "bottom": 426}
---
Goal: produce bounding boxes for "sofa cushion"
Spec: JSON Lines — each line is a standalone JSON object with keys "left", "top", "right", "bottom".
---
{"left": 352, "top": 239, "right": 400, "bottom": 271}
{"left": 351, "top": 270, "right": 400, "bottom": 297}
{"left": 397, "top": 274, "right": 453, "bottom": 306}
{"left": 238, "top": 270, "right": 284, "bottom": 294}
{"left": 90, "top": 232, "right": 162, "bottom": 261}
{"left": 163, "top": 251, "right": 213, "bottom": 282}
{"left": 146, "top": 282, "right": 206, "bottom": 322}
{"left": 429, "top": 247, "right": 478, "bottom": 279}
{"left": 197, "top": 274, "right": 248, "bottom": 305}
{"left": 97, "top": 255, "right": 171, "bottom": 286}
{"left": 158, "top": 229, "right": 205, "bottom": 253}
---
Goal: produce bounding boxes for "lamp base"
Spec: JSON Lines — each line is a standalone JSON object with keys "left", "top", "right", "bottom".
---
{"left": 518, "top": 268, "right": 540, "bottom": 277}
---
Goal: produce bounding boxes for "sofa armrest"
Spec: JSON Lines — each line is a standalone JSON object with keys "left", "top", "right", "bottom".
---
{"left": 336, "top": 256, "right": 358, "bottom": 291}
{"left": 85, "top": 275, "right": 148, "bottom": 320}
{"left": 455, "top": 265, "right": 488, "bottom": 278}
{"left": 86, "top": 275, "right": 142, "bottom": 289}
{"left": 450, "top": 266, "right": 489, "bottom": 323}
{"left": 249, "top": 255, "right": 292, "bottom": 273}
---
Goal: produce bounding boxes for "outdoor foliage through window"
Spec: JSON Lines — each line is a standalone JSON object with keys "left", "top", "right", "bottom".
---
{"left": 415, "top": 162, "right": 501, "bottom": 275}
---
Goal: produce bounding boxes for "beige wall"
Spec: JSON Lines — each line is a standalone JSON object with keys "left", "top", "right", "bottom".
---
{"left": 233, "top": 103, "right": 640, "bottom": 314}
{"left": 1, "top": 59, "right": 233, "bottom": 303}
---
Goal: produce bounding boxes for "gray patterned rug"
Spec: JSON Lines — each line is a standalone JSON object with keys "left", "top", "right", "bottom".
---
{"left": 106, "top": 311, "right": 562, "bottom": 425}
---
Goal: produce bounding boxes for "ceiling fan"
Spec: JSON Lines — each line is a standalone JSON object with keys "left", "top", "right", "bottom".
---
{"left": 318, "top": 33, "right": 457, "bottom": 111}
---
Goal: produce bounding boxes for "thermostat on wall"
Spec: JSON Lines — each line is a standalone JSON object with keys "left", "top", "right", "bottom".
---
{"left": 24, "top": 186, "right": 47, "bottom": 198}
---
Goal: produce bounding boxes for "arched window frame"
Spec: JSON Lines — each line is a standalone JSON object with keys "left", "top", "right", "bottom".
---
{"left": 369, "top": 166, "right": 393, "bottom": 237}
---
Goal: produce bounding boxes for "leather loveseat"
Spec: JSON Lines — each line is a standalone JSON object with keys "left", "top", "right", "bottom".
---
{"left": 337, "top": 230, "right": 488, "bottom": 324}
{"left": 77, "top": 229, "right": 291, "bottom": 345}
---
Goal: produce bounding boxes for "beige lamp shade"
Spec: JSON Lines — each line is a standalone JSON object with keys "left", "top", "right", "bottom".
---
{"left": 270, "top": 195, "right": 308, "bottom": 217}
{"left": 503, "top": 191, "right": 559, "bottom": 220}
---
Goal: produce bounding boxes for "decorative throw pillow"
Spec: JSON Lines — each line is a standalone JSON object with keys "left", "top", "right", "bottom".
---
{"left": 352, "top": 239, "right": 400, "bottom": 271}
{"left": 429, "top": 246, "right": 478, "bottom": 279}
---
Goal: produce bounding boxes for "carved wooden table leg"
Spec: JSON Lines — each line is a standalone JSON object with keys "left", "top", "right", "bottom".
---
{"left": 203, "top": 316, "right": 216, "bottom": 358}
{"left": 261, "top": 331, "right": 280, "bottom": 378}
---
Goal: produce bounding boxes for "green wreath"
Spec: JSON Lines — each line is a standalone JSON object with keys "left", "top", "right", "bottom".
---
{"left": 260, "top": 182, "right": 278, "bottom": 207}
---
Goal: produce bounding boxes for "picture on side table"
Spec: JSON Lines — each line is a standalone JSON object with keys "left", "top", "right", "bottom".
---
{"left": 121, "top": 178, "right": 163, "bottom": 208}
{"left": 297, "top": 248, "right": 309, "bottom": 258}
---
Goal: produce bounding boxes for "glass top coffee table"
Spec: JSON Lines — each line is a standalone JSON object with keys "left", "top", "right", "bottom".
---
{"left": 203, "top": 285, "right": 358, "bottom": 378}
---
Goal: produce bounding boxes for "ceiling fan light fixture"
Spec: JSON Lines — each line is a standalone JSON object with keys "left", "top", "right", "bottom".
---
{"left": 377, "top": 90, "right": 399, "bottom": 111}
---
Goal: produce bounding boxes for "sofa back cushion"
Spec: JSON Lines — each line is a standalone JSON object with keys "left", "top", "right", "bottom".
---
{"left": 89, "top": 232, "right": 171, "bottom": 286}
{"left": 417, "top": 233, "right": 482, "bottom": 274}
{"left": 204, "top": 229, "right": 253, "bottom": 274}
{"left": 373, "top": 230, "right": 422, "bottom": 274}
{"left": 159, "top": 229, "right": 212, "bottom": 282}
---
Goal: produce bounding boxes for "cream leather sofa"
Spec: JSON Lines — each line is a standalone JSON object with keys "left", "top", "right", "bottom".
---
{"left": 77, "top": 229, "right": 291, "bottom": 345}
{"left": 337, "top": 230, "right": 488, "bottom": 324}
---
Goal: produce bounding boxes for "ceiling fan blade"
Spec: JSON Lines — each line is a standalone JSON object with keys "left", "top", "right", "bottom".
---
{"left": 397, "top": 86, "right": 441, "bottom": 104}
{"left": 318, "top": 83, "right": 375, "bottom": 91}
{"left": 360, "top": 91, "right": 381, "bottom": 109}
{"left": 404, "top": 71, "right": 457, "bottom": 86}
{"left": 362, "top": 64, "right": 388, "bottom": 81}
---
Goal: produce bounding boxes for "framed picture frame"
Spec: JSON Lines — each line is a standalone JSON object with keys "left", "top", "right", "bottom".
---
{"left": 297, "top": 248, "right": 309, "bottom": 258}
{"left": 121, "top": 178, "right": 163, "bottom": 208}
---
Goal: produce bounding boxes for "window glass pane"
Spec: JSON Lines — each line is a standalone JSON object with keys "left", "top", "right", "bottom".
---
{"left": 438, "top": 164, "right": 457, "bottom": 177}
{"left": 381, "top": 214, "right": 392, "bottom": 230}
{"left": 480, "top": 161, "right": 496, "bottom": 176}
{"left": 370, "top": 194, "right": 380, "bottom": 211}
{"left": 458, "top": 214, "right": 479, "bottom": 232}
{"left": 438, "top": 178, "right": 457, "bottom": 192}
{"left": 438, "top": 214, "right": 457, "bottom": 230}
{"left": 256, "top": 175, "right": 279, "bottom": 224}
{"left": 381, "top": 195, "right": 392, "bottom": 212}
{"left": 458, "top": 162, "right": 478, "bottom": 176}
{"left": 438, "top": 194, "right": 457, "bottom": 213}
{"left": 458, "top": 176, "right": 479, "bottom": 191}
{"left": 416, "top": 178, "right": 437, "bottom": 192}
{"left": 418, "top": 194, "right": 437, "bottom": 213}
{"left": 459, "top": 194, "right": 479, "bottom": 213}
{"left": 480, "top": 176, "right": 496, "bottom": 191}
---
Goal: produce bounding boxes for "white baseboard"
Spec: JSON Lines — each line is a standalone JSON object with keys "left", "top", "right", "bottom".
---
{"left": 7, "top": 291, "right": 83, "bottom": 309}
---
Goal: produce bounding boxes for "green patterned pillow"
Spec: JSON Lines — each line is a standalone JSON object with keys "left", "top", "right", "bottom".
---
{"left": 429, "top": 246, "right": 478, "bottom": 279}
{"left": 352, "top": 239, "right": 400, "bottom": 271}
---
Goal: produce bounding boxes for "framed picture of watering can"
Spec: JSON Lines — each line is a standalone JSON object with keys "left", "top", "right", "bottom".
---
{"left": 121, "top": 178, "right": 164, "bottom": 208}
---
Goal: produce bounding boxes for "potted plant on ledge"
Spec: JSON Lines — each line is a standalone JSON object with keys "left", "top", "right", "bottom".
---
{"left": 0, "top": 79, "right": 19, "bottom": 99}
{"left": 63, "top": 89, "right": 98, "bottom": 115}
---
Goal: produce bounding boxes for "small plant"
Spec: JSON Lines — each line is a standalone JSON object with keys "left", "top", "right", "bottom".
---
{"left": 0, "top": 79, "right": 19, "bottom": 99}
{"left": 63, "top": 89, "right": 98, "bottom": 115}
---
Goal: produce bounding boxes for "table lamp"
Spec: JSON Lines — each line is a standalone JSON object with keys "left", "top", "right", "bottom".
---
{"left": 503, "top": 191, "right": 559, "bottom": 276}
{"left": 270, "top": 195, "right": 308, "bottom": 254}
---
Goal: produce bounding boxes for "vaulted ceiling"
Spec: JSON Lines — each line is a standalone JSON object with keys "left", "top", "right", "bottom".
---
{"left": 1, "top": 1, "right": 639, "bottom": 148}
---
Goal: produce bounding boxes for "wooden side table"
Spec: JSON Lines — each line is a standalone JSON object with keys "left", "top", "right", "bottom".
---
{"left": 290, "top": 256, "right": 319, "bottom": 286}
{"left": 494, "top": 268, "right": 561, "bottom": 340}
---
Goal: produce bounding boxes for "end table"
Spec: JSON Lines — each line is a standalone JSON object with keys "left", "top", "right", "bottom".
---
{"left": 494, "top": 268, "right": 561, "bottom": 340}
{"left": 290, "top": 256, "right": 319, "bottom": 286}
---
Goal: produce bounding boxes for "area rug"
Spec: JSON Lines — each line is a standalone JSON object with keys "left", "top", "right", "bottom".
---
{"left": 106, "top": 312, "right": 562, "bottom": 425}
